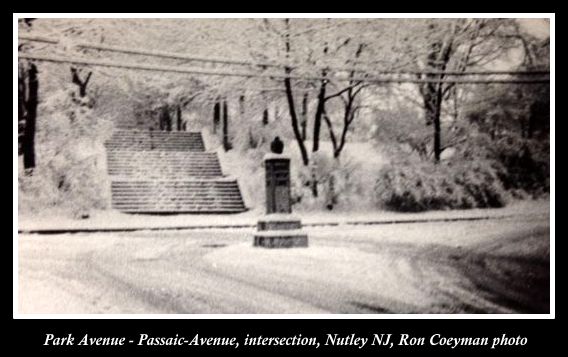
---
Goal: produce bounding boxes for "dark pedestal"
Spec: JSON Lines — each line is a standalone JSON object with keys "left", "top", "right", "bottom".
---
{"left": 253, "top": 154, "right": 308, "bottom": 248}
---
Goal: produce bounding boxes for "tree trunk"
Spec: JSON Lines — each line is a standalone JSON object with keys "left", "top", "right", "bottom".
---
{"left": 310, "top": 166, "right": 318, "bottom": 197}
{"left": 312, "top": 80, "right": 327, "bottom": 152}
{"left": 166, "top": 111, "right": 172, "bottom": 131}
{"left": 301, "top": 92, "right": 308, "bottom": 140}
{"left": 22, "top": 63, "right": 38, "bottom": 171}
{"left": 262, "top": 109, "right": 269, "bottom": 125}
{"left": 159, "top": 105, "right": 171, "bottom": 131}
{"left": 527, "top": 102, "right": 539, "bottom": 139}
{"left": 239, "top": 95, "right": 245, "bottom": 118}
{"left": 432, "top": 84, "right": 444, "bottom": 162}
{"left": 261, "top": 91, "right": 269, "bottom": 125}
{"left": 432, "top": 106, "right": 442, "bottom": 162}
{"left": 312, "top": 38, "right": 329, "bottom": 153}
{"left": 323, "top": 112, "right": 338, "bottom": 154}
{"left": 18, "top": 66, "right": 26, "bottom": 156}
{"left": 213, "top": 100, "right": 220, "bottom": 134}
{"left": 421, "top": 86, "right": 443, "bottom": 162}
{"left": 176, "top": 105, "right": 182, "bottom": 131}
{"left": 283, "top": 18, "right": 309, "bottom": 166}
{"left": 222, "top": 100, "right": 231, "bottom": 151}
{"left": 240, "top": 95, "right": 256, "bottom": 148}
{"left": 335, "top": 102, "right": 354, "bottom": 159}
{"left": 284, "top": 76, "right": 309, "bottom": 166}
{"left": 326, "top": 175, "right": 336, "bottom": 210}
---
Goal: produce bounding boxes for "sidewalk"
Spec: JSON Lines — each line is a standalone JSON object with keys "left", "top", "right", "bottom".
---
{"left": 18, "top": 199, "right": 550, "bottom": 234}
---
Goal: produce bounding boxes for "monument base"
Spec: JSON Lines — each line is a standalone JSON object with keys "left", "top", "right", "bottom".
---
{"left": 253, "top": 230, "right": 308, "bottom": 248}
{"left": 256, "top": 214, "right": 302, "bottom": 231}
{"left": 253, "top": 215, "right": 308, "bottom": 248}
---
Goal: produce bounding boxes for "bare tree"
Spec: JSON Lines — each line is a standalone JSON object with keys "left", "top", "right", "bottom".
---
{"left": 412, "top": 19, "right": 520, "bottom": 162}
{"left": 71, "top": 67, "right": 93, "bottom": 98}
{"left": 322, "top": 43, "right": 367, "bottom": 159}
{"left": 282, "top": 18, "right": 310, "bottom": 166}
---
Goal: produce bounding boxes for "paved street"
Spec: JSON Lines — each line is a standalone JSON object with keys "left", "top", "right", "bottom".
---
{"left": 18, "top": 216, "right": 549, "bottom": 314}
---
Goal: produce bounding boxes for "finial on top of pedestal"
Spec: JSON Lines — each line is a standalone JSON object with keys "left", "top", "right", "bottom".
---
{"left": 270, "top": 136, "right": 284, "bottom": 154}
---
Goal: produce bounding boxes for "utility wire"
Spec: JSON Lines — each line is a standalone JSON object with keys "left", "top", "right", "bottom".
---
{"left": 18, "top": 53, "right": 550, "bottom": 85}
{"left": 18, "top": 34, "right": 550, "bottom": 78}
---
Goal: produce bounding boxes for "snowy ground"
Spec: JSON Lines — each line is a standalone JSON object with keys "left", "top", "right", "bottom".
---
{"left": 17, "top": 205, "right": 550, "bottom": 314}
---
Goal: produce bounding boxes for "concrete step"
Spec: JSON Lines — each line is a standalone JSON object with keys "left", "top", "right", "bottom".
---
{"left": 111, "top": 180, "right": 240, "bottom": 186}
{"left": 106, "top": 148, "right": 223, "bottom": 178}
{"left": 105, "top": 145, "right": 205, "bottom": 151}
{"left": 105, "top": 130, "right": 205, "bottom": 152}
{"left": 112, "top": 206, "right": 246, "bottom": 211}
{"left": 110, "top": 179, "right": 246, "bottom": 213}
{"left": 108, "top": 172, "right": 224, "bottom": 178}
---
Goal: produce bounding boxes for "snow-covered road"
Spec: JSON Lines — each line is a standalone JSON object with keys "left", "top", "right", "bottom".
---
{"left": 17, "top": 216, "right": 550, "bottom": 314}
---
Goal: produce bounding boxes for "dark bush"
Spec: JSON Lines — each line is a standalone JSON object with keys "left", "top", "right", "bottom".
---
{"left": 491, "top": 135, "right": 549, "bottom": 197}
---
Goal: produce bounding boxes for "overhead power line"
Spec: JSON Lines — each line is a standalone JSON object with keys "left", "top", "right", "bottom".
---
{"left": 18, "top": 34, "right": 550, "bottom": 78}
{"left": 18, "top": 53, "right": 550, "bottom": 85}
{"left": 18, "top": 34, "right": 283, "bottom": 68}
{"left": 19, "top": 34, "right": 58, "bottom": 44}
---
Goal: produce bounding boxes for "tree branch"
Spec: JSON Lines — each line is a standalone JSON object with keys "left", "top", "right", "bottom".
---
{"left": 324, "top": 82, "right": 362, "bottom": 101}
{"left": 351, "top": 83, "right": 368, "bottom": 98}
{"left": 83, "top": 71, "right": 93, "bottom": 87}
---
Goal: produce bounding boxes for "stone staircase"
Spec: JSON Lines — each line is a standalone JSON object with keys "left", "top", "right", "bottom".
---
{"left": 105, "top": 130, "right": 246, "bottom": 213}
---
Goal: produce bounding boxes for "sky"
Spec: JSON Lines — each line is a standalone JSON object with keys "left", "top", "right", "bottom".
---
{"left": 517, "top": 19, "right": 550, "bottom": 39}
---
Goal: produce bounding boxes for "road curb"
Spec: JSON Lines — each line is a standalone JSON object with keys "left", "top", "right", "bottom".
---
{"left": 15, "top": 213, "right": 538, "bottom": 235}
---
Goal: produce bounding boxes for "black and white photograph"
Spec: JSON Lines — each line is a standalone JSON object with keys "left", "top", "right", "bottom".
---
{"left": 15, "top": 15, "right": 552, "bottom": 316}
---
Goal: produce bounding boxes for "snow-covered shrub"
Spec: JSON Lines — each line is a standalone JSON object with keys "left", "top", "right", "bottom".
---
{"left": 18, "top": 167, "right": 62, "bottom": 215}
{"left": 218, "top": 147, "right": 265, "bottom": 212}
{"left": 374, "top": 159, "right": 508, "bottom": 212}
{"left": 291, "top": 151, "right": 375, "bottom": 212}
{"left": 18, "top": 86, "right": 114, "bottom": 218}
